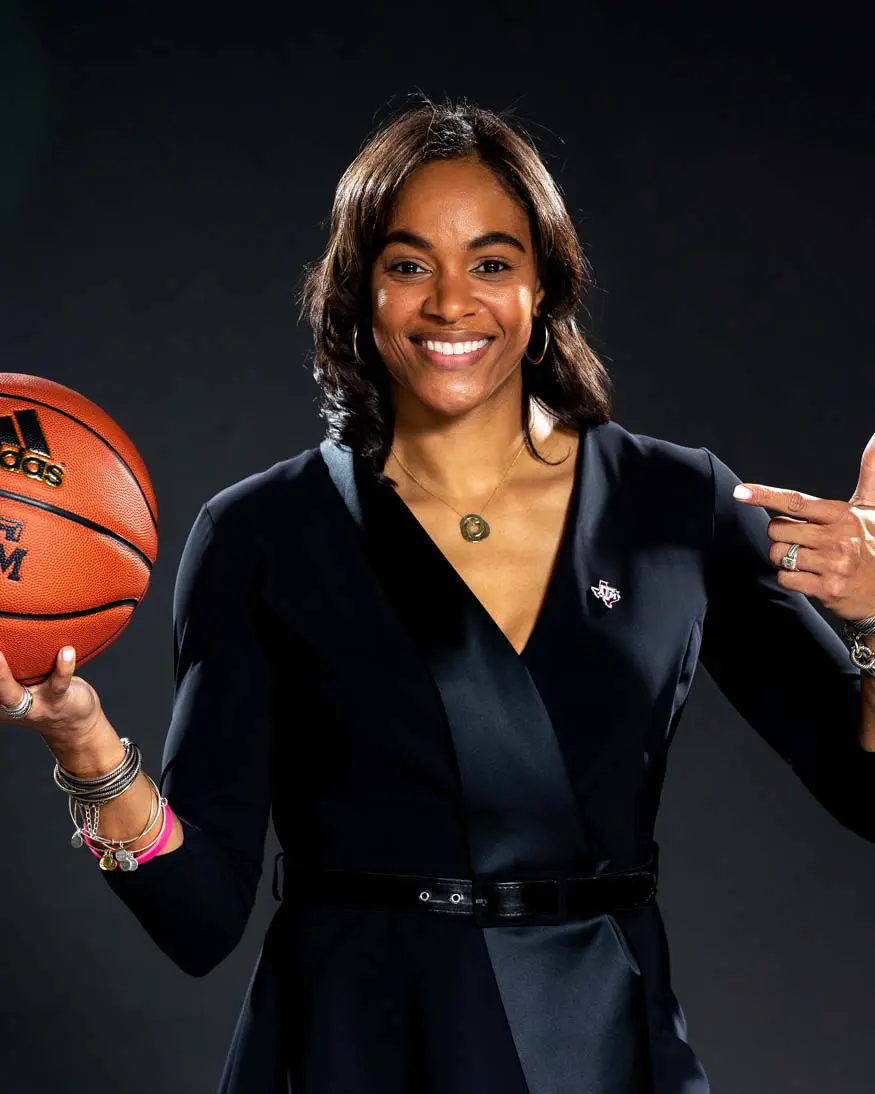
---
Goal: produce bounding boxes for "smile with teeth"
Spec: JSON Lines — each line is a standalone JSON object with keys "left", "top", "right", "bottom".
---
{"left": 417, "top": 338, "right": 492, "bottom": 356}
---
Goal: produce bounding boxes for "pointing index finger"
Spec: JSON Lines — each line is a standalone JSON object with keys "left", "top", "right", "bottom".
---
{"left": 732, "top": 482, "right": 845, "bottom": 524}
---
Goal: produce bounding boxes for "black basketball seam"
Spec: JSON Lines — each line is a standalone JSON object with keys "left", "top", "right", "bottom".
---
{"left": 0, "top": 488, "right": 153, "bottom": 570}
{"left": 0, "top": 390, "right": 158, "bottom": 529}
{"left": 17, "top": 604, "right": 137, "bottom": 684}
{"left": 0, "top": 598, "right": 139, "bottom": 620}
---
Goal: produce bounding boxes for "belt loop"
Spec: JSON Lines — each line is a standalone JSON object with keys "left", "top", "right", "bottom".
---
{"left": 272, "top": 852, "right": 284, "bottom": 902}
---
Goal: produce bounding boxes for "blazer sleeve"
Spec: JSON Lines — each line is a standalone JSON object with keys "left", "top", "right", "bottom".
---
{"left": 101, "top": 500, "right": 276, "bottom": 976}
{"left": 698, "top": 448, "right": 875, "bottom": 842}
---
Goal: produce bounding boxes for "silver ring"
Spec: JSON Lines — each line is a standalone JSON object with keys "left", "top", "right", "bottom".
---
{"left": 0, "top": 685, "right": 33, "bottom": 720}
{"left": 781, "top": 543, "right": 802, "bottom": 572}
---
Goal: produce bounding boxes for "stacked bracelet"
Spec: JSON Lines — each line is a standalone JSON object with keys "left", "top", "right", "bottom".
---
{"left": 52, "top": 737, "right": 174, "bottom": 872}
{"left": 81, "top": 784, "right": 176, "bottom": 869}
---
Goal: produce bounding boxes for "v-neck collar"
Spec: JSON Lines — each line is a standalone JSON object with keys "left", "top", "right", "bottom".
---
{"left": 373, "top": 428, "right": 586, "bottom": 662}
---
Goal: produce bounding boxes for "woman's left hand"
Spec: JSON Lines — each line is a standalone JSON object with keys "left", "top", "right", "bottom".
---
{"left": 732, "top": 431, "right": 875, "bottom": 622}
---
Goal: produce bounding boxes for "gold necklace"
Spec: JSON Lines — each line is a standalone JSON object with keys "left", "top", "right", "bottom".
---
{"left": 389, "top": 435, "right": 528, "bottom": 543}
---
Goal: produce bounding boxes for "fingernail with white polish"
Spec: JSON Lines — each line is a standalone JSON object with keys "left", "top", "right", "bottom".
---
{"left": 733, "top": 485, "right": 753, "bottom": 500}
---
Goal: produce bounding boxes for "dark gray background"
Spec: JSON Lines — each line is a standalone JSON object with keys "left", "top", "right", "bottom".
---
{"left": 0, "top": 2, "right": 872, "bottom": 1091}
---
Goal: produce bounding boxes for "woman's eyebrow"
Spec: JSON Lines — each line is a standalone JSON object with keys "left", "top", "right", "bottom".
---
{"left": 467, "top": 231, "right": 526, "bottom": 253}
{"left": 380, "top": 229, "right": 527, "bottom": 253}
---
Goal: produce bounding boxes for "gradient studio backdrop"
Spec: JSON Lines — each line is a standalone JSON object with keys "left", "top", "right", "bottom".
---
{"left": 1, "top": 3, "right": 872, "bottom": 1092}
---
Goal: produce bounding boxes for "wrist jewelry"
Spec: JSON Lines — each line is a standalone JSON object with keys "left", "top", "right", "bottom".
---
{"left": 73, "top": 774, "right": 165, "bottom": 871}
{"left": 842, "top": 616, "right": 875, "bottom": 677}
{"left": 81, "top": 786, "right": 172, "bottom": 871}
{"left": 51, "top": 737, "right": 174, "bottom": 871}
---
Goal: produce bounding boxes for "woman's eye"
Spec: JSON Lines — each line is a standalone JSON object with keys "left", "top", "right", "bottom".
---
{"left": 475, "top": 259, "right": 510, "bottom": 274}
{"left": 389, "top": 260, "right": 427, "bottom": 275}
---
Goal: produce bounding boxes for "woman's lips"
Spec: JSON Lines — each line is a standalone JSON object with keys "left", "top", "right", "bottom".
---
{"left": 410, "top": 337, "right": 494, "bottom": 370}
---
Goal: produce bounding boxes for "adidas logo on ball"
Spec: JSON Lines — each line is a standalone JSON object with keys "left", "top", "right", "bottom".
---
{"left": 0, "top": 409, "right": 65, "bottom": 488}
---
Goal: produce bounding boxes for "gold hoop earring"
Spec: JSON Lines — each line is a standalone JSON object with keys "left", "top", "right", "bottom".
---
{"left": 352, "top": 323, "right": 365, "bottom": 367}
{"left": 524, "top": 320, "right": 550, "bottom": 366}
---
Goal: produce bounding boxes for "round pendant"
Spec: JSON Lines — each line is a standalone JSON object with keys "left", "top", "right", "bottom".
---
{"left": 460, "top": 514, "right": 490, "bottom": 542}
{"left": 71, "top": 831, "right": 84, "bottom": 849}
{"left": 99, "top": 849, "right": 118, "bottom": 872}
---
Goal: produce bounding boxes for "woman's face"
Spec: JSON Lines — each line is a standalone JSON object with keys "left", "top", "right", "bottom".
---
{"left": 369, "top": 157, "right": 544, "bottom": 420}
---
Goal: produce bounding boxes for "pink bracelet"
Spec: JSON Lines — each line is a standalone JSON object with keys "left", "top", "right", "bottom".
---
{"left": 82, "top": 802, "right": 175, "bottom": 867}
{"left": 135, "top": 803, "right": 175, "bottom": 864}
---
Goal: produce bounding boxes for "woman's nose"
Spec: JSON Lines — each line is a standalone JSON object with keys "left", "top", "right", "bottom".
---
{"left": 423, "top": 269, "right": 476, "bottom": 320}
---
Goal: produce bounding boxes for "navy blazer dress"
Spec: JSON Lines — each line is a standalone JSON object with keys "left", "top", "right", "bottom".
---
{"left": 102, "top": 418, "right": 872, "bottom": 1093}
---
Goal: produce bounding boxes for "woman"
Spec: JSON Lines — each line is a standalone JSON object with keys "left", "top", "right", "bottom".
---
{"left": 3, "top": 100, "right": 875, "bottom": 1094}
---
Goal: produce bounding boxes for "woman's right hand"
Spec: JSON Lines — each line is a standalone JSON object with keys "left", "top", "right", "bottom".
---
{"left": 0, "top": 647, "right": 106, "bottom": 749}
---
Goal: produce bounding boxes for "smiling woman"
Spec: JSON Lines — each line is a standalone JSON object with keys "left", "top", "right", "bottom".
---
{"left": 300, "top": 100, "right": 611, "bottom": 482}
{"left": 373, "top": 160, "right": 545, "bottom": 414}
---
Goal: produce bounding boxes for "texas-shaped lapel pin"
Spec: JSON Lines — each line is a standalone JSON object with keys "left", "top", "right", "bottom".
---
{"left": 590, "top": 579, "right": 621, "bottom": 608}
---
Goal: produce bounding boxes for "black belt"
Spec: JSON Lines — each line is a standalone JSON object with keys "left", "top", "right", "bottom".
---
{"left": 272, "top": 851, "right": 657, "bottom": 928}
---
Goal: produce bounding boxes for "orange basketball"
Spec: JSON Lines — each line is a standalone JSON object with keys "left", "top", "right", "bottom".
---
{"left": 0, "top": 374, "right": 157, "bottom": 685}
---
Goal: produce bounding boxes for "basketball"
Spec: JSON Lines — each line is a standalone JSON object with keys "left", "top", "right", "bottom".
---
{"left": 0, "top": 374, "right": 157, "bottom": 685}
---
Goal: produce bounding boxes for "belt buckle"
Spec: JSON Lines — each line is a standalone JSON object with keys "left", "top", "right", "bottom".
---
{"left": 472, "top": 871, "right": 567, "bottom": 928}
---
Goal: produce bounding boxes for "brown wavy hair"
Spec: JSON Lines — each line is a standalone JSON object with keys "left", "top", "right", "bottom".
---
{"left": 299, "top": 96, "right": 612, "bottom": 484}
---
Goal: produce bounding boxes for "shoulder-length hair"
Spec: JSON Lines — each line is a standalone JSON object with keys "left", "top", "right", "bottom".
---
{"left": 300, "top": 97, "right": 612, "bottom": 484}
